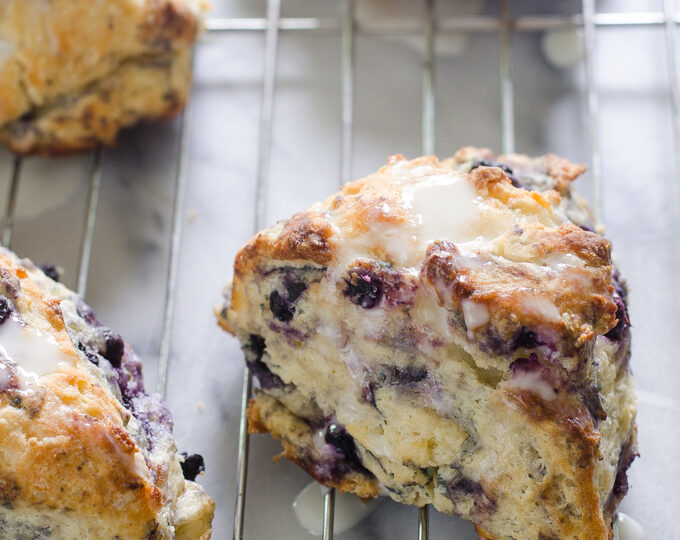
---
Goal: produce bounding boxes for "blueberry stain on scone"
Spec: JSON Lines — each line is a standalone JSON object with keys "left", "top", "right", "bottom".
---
{"left": 218, "top": 147, "right": 637, "bottom": 540}
{"left": 344, "top": 269, "right": 382, "bottom": 309}
{"left": 243, "top": 334, "right": 285, "bottom": 390}
{"left": 38, "top": 263, "right": 61, "bottom": 282}
{"left": 0, "top": 248, "right": 214, "bottom": 539}
{"left": 0, "top": 296, "right": 12, "bottom": 324}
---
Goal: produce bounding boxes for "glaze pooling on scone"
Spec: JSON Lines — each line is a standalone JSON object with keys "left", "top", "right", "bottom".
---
{"left": 0, "top": 247, "right": 214, "bottom": 539}
{"left": 0, "top": 313, "right": 74, "bottom": 376}
{"left": 0, "top": 0, "right": 207, "bottom": 154}
{"left": 218, "top": 147, "right": 636, "bottom": 540}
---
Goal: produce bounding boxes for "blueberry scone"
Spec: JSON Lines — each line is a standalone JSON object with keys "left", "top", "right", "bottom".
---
{"left": 0, "top": 247, "right": 214, "bottom": 538}
{"left": 217, "top": 147, "right": 636, "bottom": 540}
{"left": 0, "top": 0, "right": 206, "bottom": 155}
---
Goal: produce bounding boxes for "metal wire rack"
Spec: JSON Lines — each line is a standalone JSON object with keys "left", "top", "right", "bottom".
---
{"left": 2, "top": 1, "right": 679, "bottom": 538}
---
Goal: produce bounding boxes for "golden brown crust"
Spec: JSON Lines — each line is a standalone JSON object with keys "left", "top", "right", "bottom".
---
{"left": 0, "top": 0, "right": 205, "bottom": 154}
{"left": 422, "top": 231, "right": 617, "bottom": 356}
{"left": 248, "top": 392, "right": 380, "bottom": 499}
{"left": 235, "top": 212, "right": 334, "bottom": 277}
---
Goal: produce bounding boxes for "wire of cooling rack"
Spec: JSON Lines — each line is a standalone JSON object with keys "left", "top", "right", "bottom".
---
{"left": 76, "top": 148, "right": 103, "bottom": 297}
{"left": 2, "top": 156, "right": 21, "bottom": 248}
{"left": 205, "top": 12, "right": 680, "bottom": 35}
{"left": 499, "top": 0, "right": 515, "bottom": 155}
{"left": 340, "top": 0, "right": 355, "bottom": 187}
{"left": 664, "top": 0, "right": 680, "bottom": 191}
{"left": 234, "top": 1, "right": 282, "bottom": 539}
{"left": 422, "top": 0, "right": 435, "bottom": 158}
{"left": 157, "top": 60, "right": 196, "bottom": 398}
{"left": 581, "top": 0, "right": 602, "bottom": 221}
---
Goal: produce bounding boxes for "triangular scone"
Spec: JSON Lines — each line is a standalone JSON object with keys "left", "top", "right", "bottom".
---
{"left": 0, "top": 248, "right": 214, "bottom": 538}
{"left": 0, "top": 0, "right": 207, "bottom": 155}
{"left": 217, "top": 148, "right": 636, "bottom": 540}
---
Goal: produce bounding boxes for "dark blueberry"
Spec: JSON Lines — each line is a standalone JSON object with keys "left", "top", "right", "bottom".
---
{"left": 325, "top": 424, "right": 354, "bottom": 458}
{"left": 103, "top": 332, "right": 125, "bottom": 368}
{"left": 247, "top": 358, "right": 284, "bottom": 390}
{"left": 605, "top": 295, "right": 630, "bottom": 342}
{"left": 386, "top": 365, "right": 428, "bottom": 385}
{"left": 470, "top": 159, "right": 520, "bottom": 188}
{"left": 78, "top": 342, "right": 100, "bottom": 366}
{"left": 114, "top": 353, "right": 146, "bottom": 410}
{"left": 245, "top": 334, "right": 266, "bottom": 362}
{"left": 344, "top": 271, "right": 382, "bottom": 309}
{"left": 604, "top": 437, "right": 638, "bottom": 516}
{"left": 284, "top": 280, "right": 307, "bottom": 303}
{"left": 0, "top": 296, "right": 11, "bottom": 325}
{"left": 611, "top": 268, "right": 628, "bottom": 301}
{"left": 446, "top": 475, "right": 496, "bottom": 514}
{"left": 39, "top": 263, "right": 60, "bottom": 282}
{"left": 581, "top": 382, "right": 607, "bottom": 424}
{"left": 76, "top": 299, "right": 100, "bottom": 326}
{"left": 516, "top": 328, "right": 537, "bottom": 349}
{"left": 269, "top": 290, "right": 295, "bottom": 322}
{"left": 325, "top": 423, "right": 363, "bottom": 469}
{"left": 243, "top": 335, "right": 284, "bottom": 390}
{"left": 269, "top": 279, "right": 307, "bottom": 323}
{"left": 180, "top": 453, "right": 205, "bottom": 481}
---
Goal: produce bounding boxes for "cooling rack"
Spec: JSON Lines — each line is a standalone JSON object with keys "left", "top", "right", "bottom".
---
{"left": 1, "top": 0, "right": 679, "bottom": 538}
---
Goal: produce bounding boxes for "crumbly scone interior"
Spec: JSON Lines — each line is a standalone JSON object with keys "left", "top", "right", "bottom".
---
{"left": 219, "top": 148, "right": 636, "bottom": 540}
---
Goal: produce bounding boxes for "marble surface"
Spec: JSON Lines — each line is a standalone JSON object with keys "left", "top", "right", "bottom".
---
{"left": 0, "top": 0, "right": 678, "bottom": 538}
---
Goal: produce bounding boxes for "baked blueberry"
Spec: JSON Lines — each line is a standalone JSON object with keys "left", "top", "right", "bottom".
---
{"left": 39, "top": 263, "right": 60, "bottom": 282}
{"left": 269, "top": 290, "right": 295, "bottom": 322}
{"left": 102, "top": 331, "right": 125, "bottom": 368}
{"left": 180, "top": 453, "right": 206, "bottom": 482}
{"left": 344, "top": 270, "right": 382, "bottom": 309}
{"left": 0, "top": 296, "right": 11, "bottom": 324}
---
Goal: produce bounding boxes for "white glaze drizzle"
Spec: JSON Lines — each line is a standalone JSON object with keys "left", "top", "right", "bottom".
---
{"left": 615, "top": 513, "right": 644, "bottom": 540}
{"left": 517, "top": 293, "right": 562, "bottom": 323}
{"left": 507, "top": 371, "right": 558, "bottom": 401}
{"left": 0, "top": 362, "right": 11, "bottom": 391}
{"left": 330, "top": 168, "right": 507, "bottom": 271}
{"left": 461, "top": 299, "right": 489, "bottom": 333}
{"left": 401, "top": 172, "right": 484, "bottom": 251}
{"left": 293, "top": 482, "right": 379, "bottom": 536}
{"left": 0, "top": 315, "right": 71, "bottom": 377}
